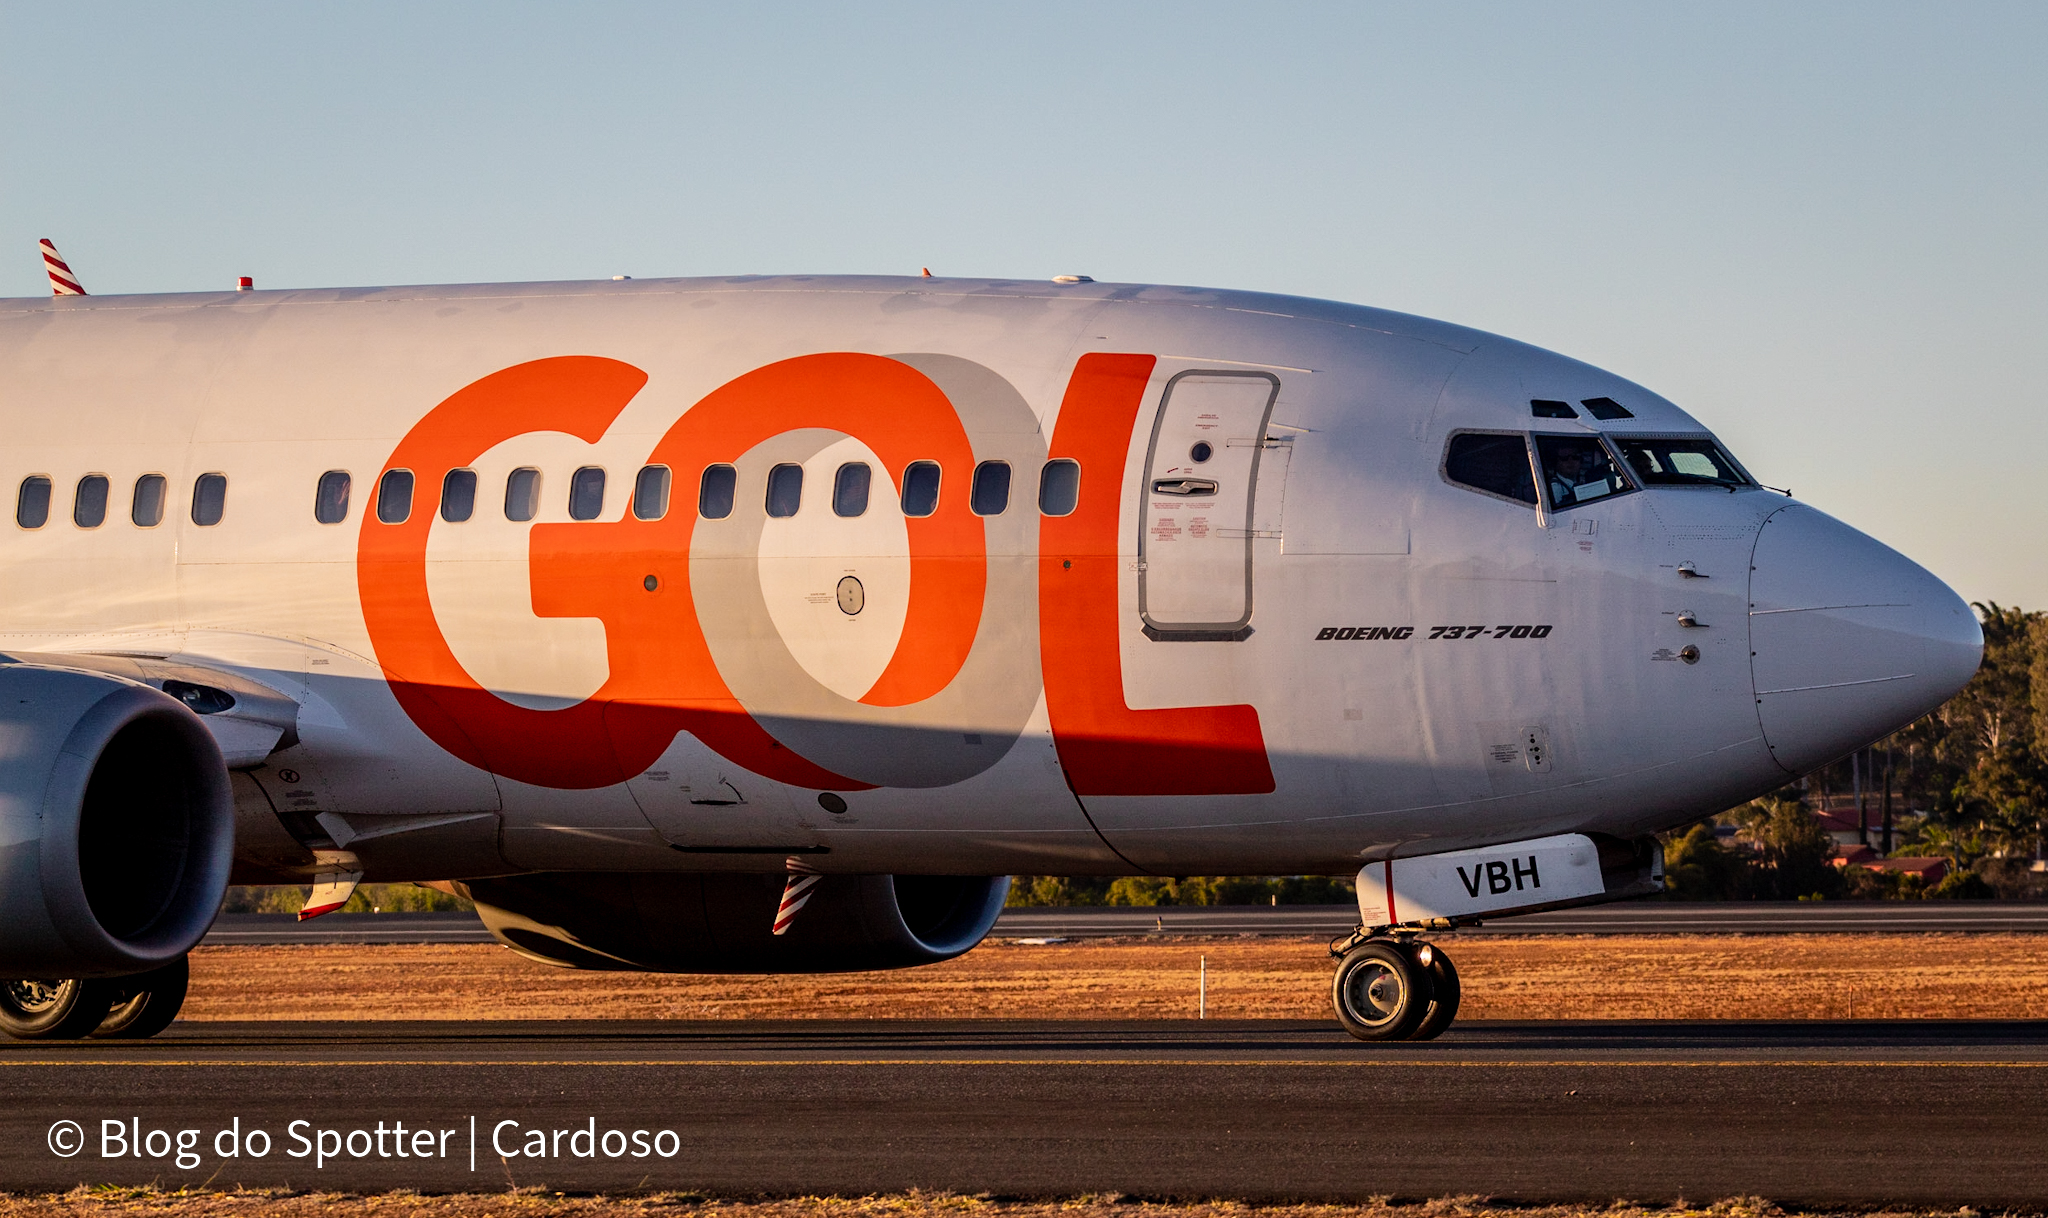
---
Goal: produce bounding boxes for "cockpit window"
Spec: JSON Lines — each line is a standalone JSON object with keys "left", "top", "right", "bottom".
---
{"left": 1534, "top": 435, "right": 1633, "bottom": 510}
{"left": 1443, "top": 432, "right": 1538, "bottom": 506}
{"left": 1613, "top": 436, "right": 1750, "bottom": 489}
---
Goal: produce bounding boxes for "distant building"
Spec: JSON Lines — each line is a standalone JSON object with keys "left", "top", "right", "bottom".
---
{"left": 1830, "top": 846, "right": 1949, "bottom": 887}
{"left": 1812, "top": 804, "right": 1876, "bottom": 849}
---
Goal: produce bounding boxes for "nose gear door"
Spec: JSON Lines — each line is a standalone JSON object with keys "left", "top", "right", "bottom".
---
{"left": 1137, "top": 370, "right": 1279, "bottom": 641}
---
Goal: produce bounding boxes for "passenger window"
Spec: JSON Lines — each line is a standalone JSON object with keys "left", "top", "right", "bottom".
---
{"left": 970, "top": 461, "right": 1011, "bottom": 516}
{"left": 1534, "top": 435, "right": 1633, "bottom": 510}
{"left": 698, "top": 464, "right": 736, "bottom": 519}
{"left": 569, "top": 466, "right": 606, "bottom": 521}
{"left": 504, "top": 467, "right": 541, "bottom": 522}
{"left": 765, "top": 463, "right": 803, "bottom": 518}
{"left": 900, "top": 461, "right": 941, "bottom": 518}
{"left": 633, "top": 465, "right": 671, "bottom": 521}
{"left": 1612, "top": 436, "right": 1749, "bottom": 488}
{"left": 1443, "top": 434, "right": 1537, "bottom": 506}
{"left": 440, "top": 469, "right": 477, "bottom": 522}
{"left": 833, "top": 463, "right": 871, "bottom": 518}
{"left": 191, "top": 473, "right": 227, "bottom": 526}
{"left": 16, "top": 476, "right": 50, "bottom": 529}
{"left": 377, "top": 469, "right": 414, "bottom": 524}
{"left": 74, "top": 475, "right": 109, "bottom": 529}
{"left": 315, "top": 470, "right": 351, "bottom": 524}
{"left": 131, "top": 475, "right": 166, "bottom": 528}
{"left": 1038, "top": 459, "right": 1080, "bottom": 516}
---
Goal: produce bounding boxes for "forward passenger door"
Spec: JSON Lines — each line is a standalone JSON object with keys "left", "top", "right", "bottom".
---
{"left": 1136, "top": 371, "right": 1280, "bottom": 641}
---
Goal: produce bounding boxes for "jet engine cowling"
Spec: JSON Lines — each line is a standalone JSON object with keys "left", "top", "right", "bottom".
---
{"left": 462, "top": 872, "right": 1011, "bottom": 972}
{"left": 0, "top": 663, "right": 235, "bottom": 976}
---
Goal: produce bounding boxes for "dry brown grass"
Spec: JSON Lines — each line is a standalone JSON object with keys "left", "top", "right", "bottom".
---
{"left": 178, "top": 934, "right": 2048, "bottom": 1022}
{"left": 0, "top": 1190, "right": 2017, "bottom": 1218}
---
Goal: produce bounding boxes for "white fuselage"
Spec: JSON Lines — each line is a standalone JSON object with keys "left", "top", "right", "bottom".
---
{"left": 0, "top": 275, "right": 1982, "bottom": 881}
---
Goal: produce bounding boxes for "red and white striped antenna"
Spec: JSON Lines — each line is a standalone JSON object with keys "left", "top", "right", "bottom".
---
{"left": 39, "top": 240, "right": 85, "bottom": 296}
{"left": 771, "top": 856, "right": 823, "bottom": 936}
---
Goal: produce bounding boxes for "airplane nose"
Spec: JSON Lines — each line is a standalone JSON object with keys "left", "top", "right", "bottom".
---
{"left": 1748, "top": 504, "right": 1982, "bottom": 775}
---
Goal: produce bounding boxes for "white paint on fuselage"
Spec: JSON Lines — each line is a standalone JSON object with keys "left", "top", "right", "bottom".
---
{"left": 0, "top": 276, "right": 1982, "bottom": 882}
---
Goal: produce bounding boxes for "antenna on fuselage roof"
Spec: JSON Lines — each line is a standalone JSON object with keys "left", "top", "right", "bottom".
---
{"left": 38, "top": 239, "right": 85, "bottom": 296}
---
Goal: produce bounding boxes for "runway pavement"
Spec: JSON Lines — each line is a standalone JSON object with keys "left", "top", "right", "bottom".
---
{"left": 203, "top": 901, "right": 2048, "bottom": 945}
{"left": 1000, "top": 901, "right": 2048, "bottom": 937}
{"left": 205, "top": 912, "right": 496, "bottom": 945}
{"left": 3, "top": 1019, "right": 2045, "bottom": 1203}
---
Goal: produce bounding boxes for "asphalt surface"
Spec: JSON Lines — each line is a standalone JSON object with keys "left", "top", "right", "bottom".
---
{"left": 3, "top": 1019, "right": 2045, "bottom": 1203}
{"left": 206, "top": 912, "right": 496, "bottom": 945}
{"left": 204, "top": 901, "right": 2048, "bottom": 945}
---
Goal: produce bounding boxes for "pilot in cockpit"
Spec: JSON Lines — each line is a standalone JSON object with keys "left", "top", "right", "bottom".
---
{"left": 1539, "top": 437, "right": 1624, "bottom": 509}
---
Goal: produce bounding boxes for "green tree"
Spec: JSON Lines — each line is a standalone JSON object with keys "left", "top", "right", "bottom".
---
{"left": 1952, "top": 736, "right": 2047, "bottom": 858}
{"left": 1737, "top": 793, "right": 1841, "bottom": 899}
{"left": 1926, "top": 868, "right": 1997, "bottom": 900}
{"left": 1010, "top": 874, "right": 1356, "bottom": 906}
{"left": 1005, "top": 876, "right": 1111, "bottom": 906}
{"left": 1839, "top": 864, "right": 1926, "bottom": 900}
{"left": 1875, "top": 602, "right": 2038, "bottom": 873}
{"left": 1660, "top": 822, "right": 1745, "bottom": 899}
{"left": 1105, "top": 876, "right": 1179, "bottom": 905}
{"left": 1272, "top": 875, "right": 1356, "bottom": 904}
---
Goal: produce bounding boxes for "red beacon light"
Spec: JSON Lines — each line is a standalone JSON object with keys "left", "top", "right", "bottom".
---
{"left": 236, "top": 276, "right": 253, "bottom": 292}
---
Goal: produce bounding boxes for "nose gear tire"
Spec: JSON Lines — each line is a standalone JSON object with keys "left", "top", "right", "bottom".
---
{"left": 1408, "top": 945, "right": 1462, "bottom": 1041}
{"left": 1332, "top": 941, "right": 1433, "bottom": 1041}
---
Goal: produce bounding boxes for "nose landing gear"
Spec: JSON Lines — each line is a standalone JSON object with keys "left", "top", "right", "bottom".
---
{"left": 1331, "top": 935, "right": 1461, "bottom": 1042}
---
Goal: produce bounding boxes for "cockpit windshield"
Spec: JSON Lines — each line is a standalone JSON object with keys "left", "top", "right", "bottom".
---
{"left": 1613, "top": 436, "right": 1750, "bottom": 489}
{"left": 1533, "top": 435, "right": 1632, "bottom": 510}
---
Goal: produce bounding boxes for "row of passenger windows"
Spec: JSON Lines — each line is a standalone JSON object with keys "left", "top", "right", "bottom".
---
{"left": 318, "top": 459, "right": 1081, "bottom": 526}
{"left": 13, "top": 461, "right": 1086, "bottom": 530}
{"left": 16, "top": 473, "right": 226, "bottom": 529}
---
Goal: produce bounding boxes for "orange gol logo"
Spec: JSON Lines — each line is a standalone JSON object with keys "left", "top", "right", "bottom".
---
{"left": 358, "top": 352, "right": 1273, "bottom": 797}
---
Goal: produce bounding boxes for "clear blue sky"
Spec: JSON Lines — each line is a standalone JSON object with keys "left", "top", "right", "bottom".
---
{"left": 3, "top": 2, "right": 2042, "bottom": 607}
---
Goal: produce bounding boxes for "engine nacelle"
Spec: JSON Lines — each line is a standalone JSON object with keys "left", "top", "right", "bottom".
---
{"left": 0, "top": 663, "right": 234, "bottom": 975}
{"left": 463, "top": 872, "right": 1011, "bottom": 972}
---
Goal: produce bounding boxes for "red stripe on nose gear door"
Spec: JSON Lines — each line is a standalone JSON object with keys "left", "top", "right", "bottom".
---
{"left": 1385, "top": 859, "right": 1398, "bottom": 925}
